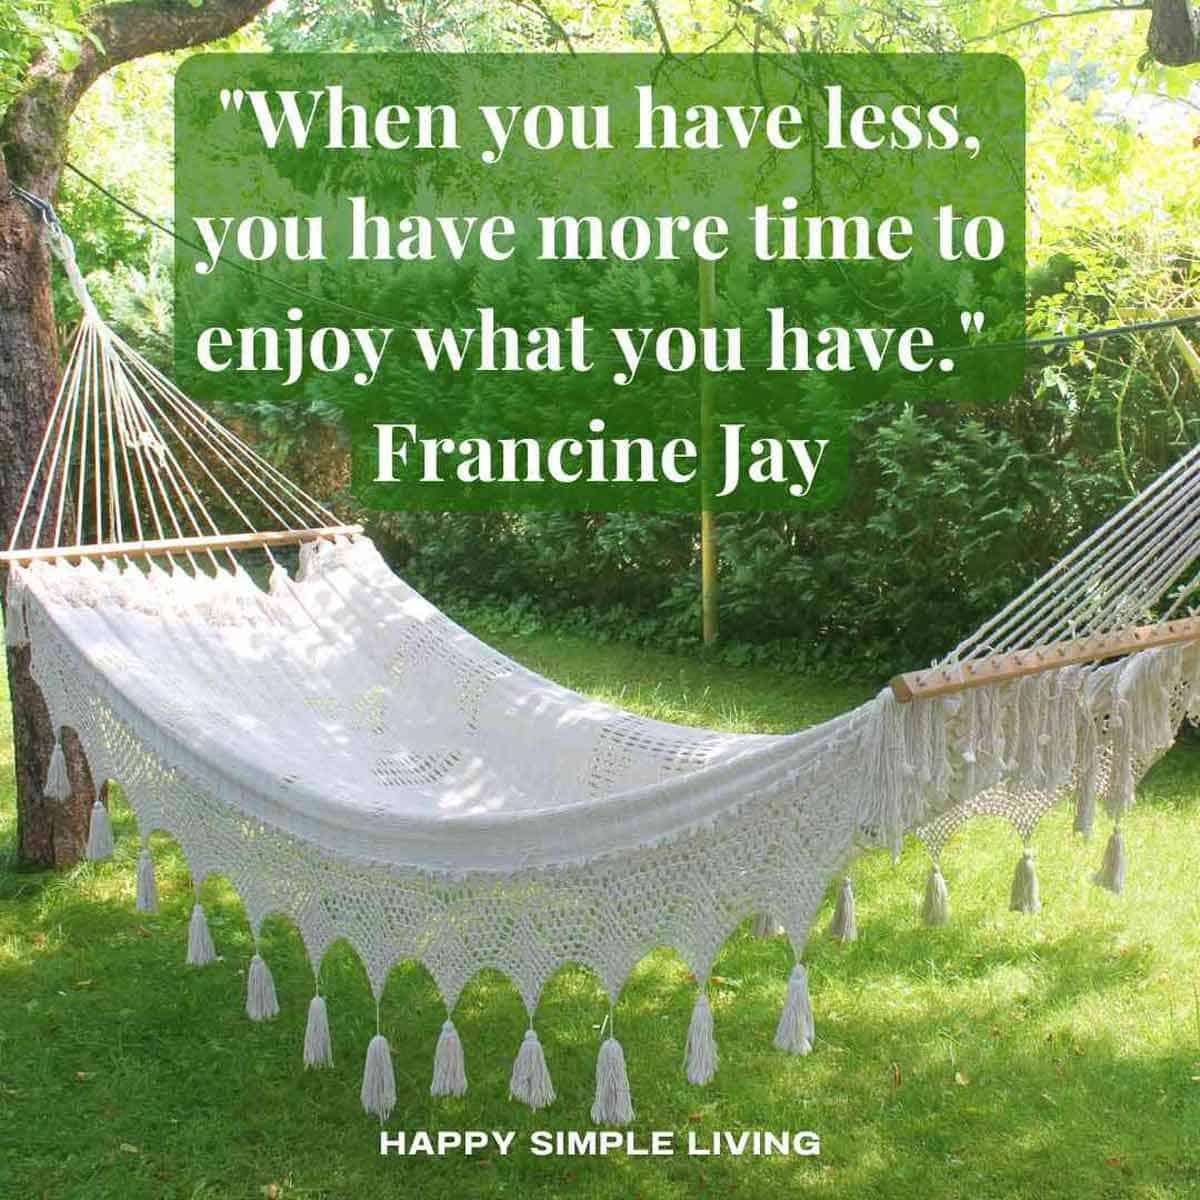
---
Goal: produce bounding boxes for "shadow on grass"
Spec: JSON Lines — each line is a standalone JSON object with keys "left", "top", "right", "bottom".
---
{"left": 0, "top": 788, "right": 146, "bottom": 904}
{"left": 2, "top": 830, "right": 1197, "bottom": 1200}
{"left": 1138, "top": 740, "right": 1200, "bottom": 812}
{"left": 809, "top": 911, "right": 1152, "bottom": 1002}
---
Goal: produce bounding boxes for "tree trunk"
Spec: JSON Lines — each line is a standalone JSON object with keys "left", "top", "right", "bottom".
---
{"left": 0, "top": 0, "right": 272, "bottom": 868}
{"left": 1149, "top": 0, "right": 1200, "bottom": 64}
{"left": 0, "top": 157, "right": 98, "bottom": 865}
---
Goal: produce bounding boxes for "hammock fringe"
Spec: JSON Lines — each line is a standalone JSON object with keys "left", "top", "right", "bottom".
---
{"left": 591, "top": 1036, "right": 634, "bottom": 1125}
{"left": 304, "top": 995, "right": 333, "bottom": 1069}
{"left": 773, "top": 963, "right": 814, "bottom": 1055}
{"left": 431, "top": 1019, "right": 467, "bottom": 1098}
{"left": 1074, "top": 786, "right": 1096, "bottom": 839}
{"left": 246, "top": 953, "right": 279, "bottom": 1021}
{"left": 1094, "top": 826, "right": 1127, "bottom": 893}
{"left": 361, "top": 1033, "right": 396, "bottom": 1120}
{"left": 684, "top": 992, "right": 718, "bottom": 1085}
{"left": 922, "top": 863, "right": 950, "bottom": 926}
{"left": 510, "top": 1028, "right": 555, "bottom": 1109}
{"left": 828, "top": 876, "right": 858, "bottom": 942}
{"left": 44, "top": 737, "right": 71, "bottom": 802}
{"left": 86, "top": 797, "right": 113, "bottom": 860}
{"left": 1009, "top": 847, "right": 1041, "bottom": 915}
{"left": 134, "top": 846, "right": 158, "bottom": 913}
{"left": 750, "top": 911, "right": 781, "bottom": 938}
{"left": 5, "top": 572, "right": 28, "bottom": 647}
{"left": 186, "top": 902, "right": 216, "bottom": 966}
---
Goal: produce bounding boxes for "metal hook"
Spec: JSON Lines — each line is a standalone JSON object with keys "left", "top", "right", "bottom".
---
{"left": 7, "top": 183, "right": 76, "bottom": 271}
{"left": 7, "top": 182, "right": 62, "bottom": 234}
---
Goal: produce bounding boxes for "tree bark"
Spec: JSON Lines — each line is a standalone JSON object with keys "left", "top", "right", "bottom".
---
{"left": 0, "top": 0, "right": 270, "bottom": 868}
{"left": 0, "top": 170, "right": 95, "bottom": 864}
{"left": 1149, "top": 0, "right": 1200, "bottom": 64}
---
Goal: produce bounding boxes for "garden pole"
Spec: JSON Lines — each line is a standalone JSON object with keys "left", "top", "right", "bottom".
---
{"left": 699, "top": 257, "right": 719, "bottom": 643}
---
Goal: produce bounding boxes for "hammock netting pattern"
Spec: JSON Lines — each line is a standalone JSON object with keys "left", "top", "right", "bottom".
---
{"left": 8, "top": 535, "right": 1199, "bottom": 1113}
{"left": 5, "top": 220, "right": 1200, "bottom": 1120}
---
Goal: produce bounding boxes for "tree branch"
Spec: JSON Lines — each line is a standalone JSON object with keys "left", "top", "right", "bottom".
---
{"left": 965, "top": 2, "right": 1151, "bottom": 45}
{"left": 2, "top": 0, "right": 271, "bottom": 191}
{"left": 506, "top": 0, "right": 580, "bottom": 55}
{"left": 726, "top": 0, "right": 796, "bottom": 50}
{"left": 963, "top": 0, "right": 1199, "bottom": 66}
{"left": 645, "top": 1, "right": 674, "bottom": 57}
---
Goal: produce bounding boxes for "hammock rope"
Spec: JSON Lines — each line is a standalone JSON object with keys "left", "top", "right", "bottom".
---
{"left": 889, "top": 438, "right": 1200, "bottom": 699}
{"left": 4, "top": 215, "right": 356, "bottom": 569}
{"left": 957, "top": 444, "right": 1200, "bottom": 658}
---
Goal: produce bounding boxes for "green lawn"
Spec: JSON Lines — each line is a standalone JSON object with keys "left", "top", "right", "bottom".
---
{"left": 1, "top": 624, "right": 1198, "bottom": 1199}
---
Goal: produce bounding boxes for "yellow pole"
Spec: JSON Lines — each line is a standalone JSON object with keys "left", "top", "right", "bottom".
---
{"left": 699, "top": 258, "right": 718, "bottom": 644}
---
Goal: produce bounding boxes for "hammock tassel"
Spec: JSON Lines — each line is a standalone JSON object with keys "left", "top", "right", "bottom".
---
{"left": 246, "top": 952, "right": 279, "bottom": 1021}
{"left": 431, "top": 1019, "right": 468, "bottom": 1097}
{"left": 4, "top": 573, "right": 28, "bottom": 647}
{"left": 1009, "top": 847, "right": 1041, "bottom": 914}
{"left": 360, "top": 1033, "right": 396, "bottom": 1120}
{"left": 921, "top": 862, "right": 950, "bottom": 926}
{"left": 860, "top": 687, "right": 917, "bottom": 856}
{"left": 591, "top": 1036, "right": 634, "bottom": 1125}
{"left": 186, "top": 903, "right": 216, "bottom": 966}
{"left": 1093, "top": 825, "right": 1126, "bottom": 894}
{"left": 1074, "top": 695, "right": 1100, "bottom": 832}
{"left": 304, "top": 995, "right": 333, "bottom": 1069}
{"left": 86, "top": 797, "right": 114, "bottom": 860}
{"left": 828, "top": 876, "right": 858, "bottom": 942}
{"left": 773, "top": 963, "right": 814, "bottom": 1055}
{"left": 135, "top": 845, "right": 158, "bottom": 913}
{"left": 4, "top": 605, "right": 27, "bottom": 647}
{"left": 750, "top": 911, "right": 781, "bottom": 938}
{"left": 510, "top": 1028, "right": 555, "bottom": 1109}
{"left": 1073, "top": 784, "right": 1096, "bottom": 840}
{"left": 684, "top": 992, "right": 718, "bottom": 1085}
{"left": 44, "top": 737, "right": 71, "bottom": 802}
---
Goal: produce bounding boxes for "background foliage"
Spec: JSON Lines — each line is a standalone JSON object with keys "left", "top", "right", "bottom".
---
{"left": 3, "top": 0, "right": 1198, "bottom": 677}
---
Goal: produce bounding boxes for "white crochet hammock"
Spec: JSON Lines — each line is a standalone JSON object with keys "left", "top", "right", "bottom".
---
{"left": 5, "top": 222, "right": 1200, "bottom": 1122}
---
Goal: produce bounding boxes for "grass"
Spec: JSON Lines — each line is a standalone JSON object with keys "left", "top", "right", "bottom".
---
{"left": 1, "top": 622, "right": 1199, "bottom": 1199}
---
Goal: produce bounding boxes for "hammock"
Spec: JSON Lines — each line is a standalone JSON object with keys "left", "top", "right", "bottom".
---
{"left": 5, "top": 216, "right": 1199, "bottom": 1123}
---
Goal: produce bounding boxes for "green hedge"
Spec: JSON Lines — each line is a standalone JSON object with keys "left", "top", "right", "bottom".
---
{"left": 373, "top": 256, "right": 1199, "bottom": 679}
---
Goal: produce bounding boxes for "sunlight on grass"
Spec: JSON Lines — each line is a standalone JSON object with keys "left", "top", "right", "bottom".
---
{"left": 1, "top": 622, "right": 1198, "bottom": 1199}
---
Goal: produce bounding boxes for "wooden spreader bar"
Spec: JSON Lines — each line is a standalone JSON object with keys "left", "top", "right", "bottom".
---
{"left": 0, "top": 525, "right": 364, "bottom": 566}
{"left": 891, "top": 615, "right": 1200, "bottom": 702}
